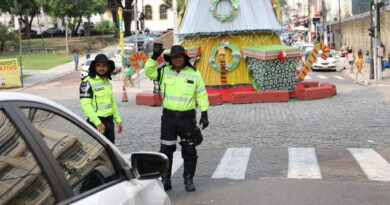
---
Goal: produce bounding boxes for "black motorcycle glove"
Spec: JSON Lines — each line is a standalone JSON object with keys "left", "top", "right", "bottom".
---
{"left": 199, "top": 111, "right": 209, "bottom": 129}
{"left": 151, "top": 43, "right": 164, "bottom": 60}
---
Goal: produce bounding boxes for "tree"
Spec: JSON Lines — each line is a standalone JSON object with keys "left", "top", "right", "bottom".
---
{"left": 0, "top": 0, "right": 41, "bottom": 50}
{"left": 107, "top": 0, "right": 135, "bottom": 37}
{"left": 0, "top": 23, "right": 18, "bottom": 53}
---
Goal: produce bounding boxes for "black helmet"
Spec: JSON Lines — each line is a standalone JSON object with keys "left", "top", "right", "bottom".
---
{"left": 88, "top": 54, "right": 116, "bottom": 79}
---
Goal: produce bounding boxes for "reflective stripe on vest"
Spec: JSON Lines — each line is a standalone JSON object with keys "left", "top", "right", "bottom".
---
{"left": 163, "top": 69, "right": 198, "bottom": 79}
{"left": 91, "top": 82, "right": 112, "bottom": 89}
{"left": 164, "top": 94, "right": 195, "bottom": 103}
{"left": 161, "top": 139, "right": 177, "bottom": 145}
{"left": 92, "top": 104, "right": 112, "bottom": 110}
{"left": 196, "top": 86, "right": 205, "bottom": 93}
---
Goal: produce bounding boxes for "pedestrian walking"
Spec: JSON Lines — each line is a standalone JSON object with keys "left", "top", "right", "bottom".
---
{"left": 145, "top": 39, "right": 210, "bottom": 192}
{"left": 74, "top": 51, "right": 79, "bottom": 71}
{"left": 346, "top": 49, "right": 355, "bottom": 73}
{"left": 86, "top": 51, "right": 91, "bottom": 60}
{"left": 79, "top": 54, "right": 123, "bottom": 143}
{"left": 354, "top": 53, "right": 364, "bottom": 84}
{"left": 123, "top": 65, "right": 135, "bottom": 87}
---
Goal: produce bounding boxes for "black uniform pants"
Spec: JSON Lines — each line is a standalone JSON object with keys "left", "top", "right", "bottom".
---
{"left": 87, "top": 116, "right": 115, "bottom": 144}
{"left": 160, "top": 108, "right": 198, "bottom": 179}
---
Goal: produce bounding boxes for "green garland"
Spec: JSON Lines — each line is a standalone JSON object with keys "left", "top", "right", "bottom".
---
{"left": 210, "top": 0, "right": 240, "bottom": 22}
{"left": 209, "top": 42, "right": 241, "bottom": 72}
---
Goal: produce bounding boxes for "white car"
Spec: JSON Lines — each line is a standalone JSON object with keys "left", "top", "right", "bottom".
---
{"left": 312, "top": 51, "right": 339, "bottom": 71}
{"left": 0, "top": 92, "right": 171, "bottom": 205}
{"left": 81, "top": 59, "right": 93, "bottom": 79}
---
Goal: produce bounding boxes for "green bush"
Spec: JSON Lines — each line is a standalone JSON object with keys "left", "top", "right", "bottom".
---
{"left": 93, "top": 21, "right": 116, "bottom": 34}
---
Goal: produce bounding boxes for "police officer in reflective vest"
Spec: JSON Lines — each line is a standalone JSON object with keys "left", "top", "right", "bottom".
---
{"left": 145, "top": 40, "right": 209, "bottom": 192}
{"left": 79, "top": 54, "right": 123, "bottom": 143}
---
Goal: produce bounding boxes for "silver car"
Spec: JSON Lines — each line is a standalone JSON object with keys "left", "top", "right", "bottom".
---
{"left": 0, "top": 92, "right": 171, "bottom": 205}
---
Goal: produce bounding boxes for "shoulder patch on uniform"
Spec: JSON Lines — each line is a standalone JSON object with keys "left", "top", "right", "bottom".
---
{"left": 80, "top": 81, "right": 92, "bottom": 98}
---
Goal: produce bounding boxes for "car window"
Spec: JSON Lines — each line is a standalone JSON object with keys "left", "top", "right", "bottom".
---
{"left": 316, "top": 52, "right": 334, "bottom": 58}
{"left": 21, "top": 108, "right": 119, "bottom": 195}
{"left": 0, "top": 109, "right": 56, "bottom": 205}
{"left": 85, "top": 60, "right": 92, "bottom": 66}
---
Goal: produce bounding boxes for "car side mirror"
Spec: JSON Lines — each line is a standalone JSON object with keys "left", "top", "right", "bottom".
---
{"left": 130, "top": 152, "right": 168, "bottom": 180}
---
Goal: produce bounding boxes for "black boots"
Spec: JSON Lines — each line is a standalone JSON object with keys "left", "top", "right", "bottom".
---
{"left": 184, "top": 177, "right": 196, "bottom": 192}
{"left": 161, "top": 177, "right": 172, "bottom": 191}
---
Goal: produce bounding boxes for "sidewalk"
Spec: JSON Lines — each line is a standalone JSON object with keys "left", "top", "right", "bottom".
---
{"left": 339, "top": 57, "right": 390, "bottom": 85}
{"left": 5, "top": 56, "right": 87, "bottom": 92}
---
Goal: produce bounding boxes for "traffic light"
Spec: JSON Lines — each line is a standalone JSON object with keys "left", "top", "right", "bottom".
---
{"left": 368, "top": 27, "right": 375, "bottom": 37}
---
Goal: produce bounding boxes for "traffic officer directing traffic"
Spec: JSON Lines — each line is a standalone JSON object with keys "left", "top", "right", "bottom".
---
{"left": 145, "top": 39, "right": 209, "bottom": 192}
{"left": 79, "top": 54, "right": 123, "bottom": 143}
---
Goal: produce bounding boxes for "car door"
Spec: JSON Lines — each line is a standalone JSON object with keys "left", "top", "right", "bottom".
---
{"left": 11, "top": 101, "right": 169, "bottom": 205}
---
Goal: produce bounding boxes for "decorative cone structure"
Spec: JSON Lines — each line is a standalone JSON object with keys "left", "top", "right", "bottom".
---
{"left": 121, "top": 85, "right": 128, "bottom": 102}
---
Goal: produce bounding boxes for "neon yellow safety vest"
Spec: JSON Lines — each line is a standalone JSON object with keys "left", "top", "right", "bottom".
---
{"left": 80, "top": 76, "right": 122, "bottom": 126}
{"left": 145, "top": 59, "right": 209, "bottom": 112}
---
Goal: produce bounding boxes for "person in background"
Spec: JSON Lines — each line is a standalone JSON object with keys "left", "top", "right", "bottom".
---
{"left": 354, "top": 53, "right": 364, "bottom": 84}
{"left": 346, "top": 49, "right": 355, "bottom": 73}
{"left": 74, "top": 51, "right": 79, "bottom": 71}
{"left": 124, "top": 65, "right": 135, "bottom": 87}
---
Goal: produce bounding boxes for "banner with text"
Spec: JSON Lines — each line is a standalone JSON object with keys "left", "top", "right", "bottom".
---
{"left": 0, "top": 58, "right": 21, "bottom": 88}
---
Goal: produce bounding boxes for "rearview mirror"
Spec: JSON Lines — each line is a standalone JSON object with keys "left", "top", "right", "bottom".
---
{"left": 130, "top": 152, "right": 168, "bottom": 180}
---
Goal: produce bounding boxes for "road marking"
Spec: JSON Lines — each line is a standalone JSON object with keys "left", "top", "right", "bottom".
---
{"left": 305, "top": 75, "right": 312, "bottom": 80}
{"left": 172, "top": 151, "right": 184, "bottom": 175}
{"left": 348, "top": 148, "right": 390, "bottom": 181}
{"left": 317, "top": 75, "right": 328, "bottom": 79}
{"left": 333, "top": 75, "right": 345, "bottom": 80}
{"left": 212, "top": 147, "right": 251, "bottom": 179}
{"left": 288, "top": 147, "right": 322, "bottom": 179}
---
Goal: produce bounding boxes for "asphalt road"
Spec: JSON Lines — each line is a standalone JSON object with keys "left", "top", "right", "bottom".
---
{"left": 16, "top": 68, "right": 390, "bottom": 205}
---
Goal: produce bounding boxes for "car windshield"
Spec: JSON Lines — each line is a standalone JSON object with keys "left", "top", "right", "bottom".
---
{"left": 317, "top": 52, "right": 334, "bottom": 58}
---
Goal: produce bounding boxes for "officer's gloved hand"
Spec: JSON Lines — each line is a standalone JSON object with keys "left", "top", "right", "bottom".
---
{"left": 151, "top": 43, "right": 164, "bottom": 60}
{"left": 199, "top": 111, "right": 209, "bottom": 129}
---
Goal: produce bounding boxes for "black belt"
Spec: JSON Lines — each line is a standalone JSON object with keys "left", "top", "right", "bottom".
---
{"left": 163, "top": 108, "right": 195, "bottom": 118}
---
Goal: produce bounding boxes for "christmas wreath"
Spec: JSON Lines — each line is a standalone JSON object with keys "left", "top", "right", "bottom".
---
{"left": 209, "top": 42, "right": 241, "bottom": 72}
{"left": 210, "top": 0, "right": 240, "bottom": 22}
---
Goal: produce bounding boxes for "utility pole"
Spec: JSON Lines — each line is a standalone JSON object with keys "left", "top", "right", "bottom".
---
{"left": 369, "top": 0, "right": 374, "bottom": 79}
{"left": 376, "top": 1, "right": 383, "bottom": 80}
{"left": 308, "top": 2, "right": 312, "bottom": 44}
{"left": 133, "top": 0, "right": 140, "bottom": 88}
{"left": 338, "top": 0, "right": 342, "bottom": 49}
{"left": 173, "top": 0, "right": 179, "bottom": 44}
{"left": 322, "top": 0, "right": 327, "bottom": 46}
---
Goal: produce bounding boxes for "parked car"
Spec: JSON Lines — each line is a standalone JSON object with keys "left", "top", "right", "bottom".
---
{"left": 43, "top": 27, "right": 63, "bottom": 36}
{"left": 19, "top": 27, "right": 38, "bottom": 35}
{"left": 0, "top": 92, "right": 171, "bottom": 205}
{"left": 312, "top": 50, "right": 339, "bottom": 71}
{"left": 81, "top": 58, "right": 93, "bottom": 79}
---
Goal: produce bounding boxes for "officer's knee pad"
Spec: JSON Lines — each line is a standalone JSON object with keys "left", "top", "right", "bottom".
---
{"left": 160, "top": 144, "right": 176, "bottom": 158}
{"left": 181, "top": 144, "right": 197, "bottom": 160}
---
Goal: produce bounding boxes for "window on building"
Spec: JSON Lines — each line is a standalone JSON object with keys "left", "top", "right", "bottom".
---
{"left": 0, "top": 109, "right": 55, "bottom": 204}
{"left": 22, "top": 108, "right": 119, "bottom": 195}
{"left": 145, "top": 5, "right": 152, "bottom": 20}
{"left": 160, "top": 5, "right": 168, "bottom": 20}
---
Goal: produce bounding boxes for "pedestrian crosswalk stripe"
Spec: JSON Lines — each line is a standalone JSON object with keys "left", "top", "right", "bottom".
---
{"left": 348, "top": 148, "right": 390, "bottom": 181}
{"left": 172, "top": 151, "right": 183, "bottom": 175}
{"left": 333, "top": 75, "right": 345, "bottom": 80}
{"left": 317, "top": 75, "right": 328, "bottom": 79}
{"left": 288, "top": 147, "right": 322, "bottom": 179}
{"left": 211, "top": 147, "right": 251, "bottom": 179}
